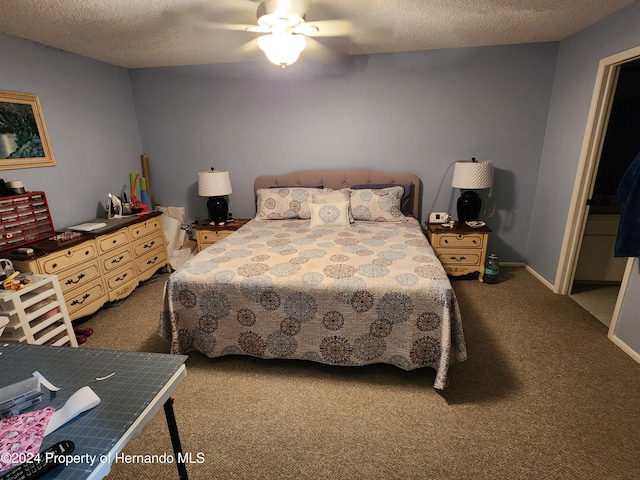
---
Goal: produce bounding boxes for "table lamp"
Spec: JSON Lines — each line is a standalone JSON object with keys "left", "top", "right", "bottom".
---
{"left": 198, "top": 169, "right": 233, "bottom": 225}
{"left": 451, "top": 159, "right": 493, "bottom": 222}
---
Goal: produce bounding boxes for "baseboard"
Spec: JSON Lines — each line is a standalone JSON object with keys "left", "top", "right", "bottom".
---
{"left": 608, "top": 333, "right": 640, "bottom": 364}
{"left": 522, "top": 264, "right": 556, "bottom": 291}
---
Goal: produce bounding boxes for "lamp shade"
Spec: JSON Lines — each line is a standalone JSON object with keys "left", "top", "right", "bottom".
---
{"left": 451, "top": 160, "right": 493, "bottom": 190}
{"left": 198, "top": 170, "right": 232, "bottom": 197}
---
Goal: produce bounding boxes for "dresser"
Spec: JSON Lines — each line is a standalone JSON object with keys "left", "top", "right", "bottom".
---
{"left": 193, "top": 219, "right": 250, "bottom": 251}
{"left": 425, "top": 221, "right": 491, "bottom": 281}
{"left": 8, "top": 212, "right": 170, "bottom": 320}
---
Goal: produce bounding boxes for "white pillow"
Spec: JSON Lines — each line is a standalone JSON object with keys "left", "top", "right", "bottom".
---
{"left": 309, "top": 201, "right": 351, "bottom": 228}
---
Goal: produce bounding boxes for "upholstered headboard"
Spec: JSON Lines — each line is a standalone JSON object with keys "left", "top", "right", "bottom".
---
{"left": 254, "top": 169, "right": 422, "bottom": 218}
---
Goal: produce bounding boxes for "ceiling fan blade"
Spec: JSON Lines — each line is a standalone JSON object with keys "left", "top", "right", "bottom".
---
{"left": 304, "top": 36, "right": 338, "bottom": 63}
{"left": 294, "top": 19, "right": 353, "bottom": 37}
{"left": 238, "top": 37, "right": 261, "bottom": 55}
{"left": 208, "top": 23, "right": 271, "bottom": 33}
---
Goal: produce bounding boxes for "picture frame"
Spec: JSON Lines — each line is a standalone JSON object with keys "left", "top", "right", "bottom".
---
{"left": 0, "top": 90, "right": 56, "bottom": 170}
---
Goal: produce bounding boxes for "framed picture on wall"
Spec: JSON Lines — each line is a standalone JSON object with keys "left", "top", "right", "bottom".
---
{"left": 0, "top": 90, "right": 56, "bottom": 170}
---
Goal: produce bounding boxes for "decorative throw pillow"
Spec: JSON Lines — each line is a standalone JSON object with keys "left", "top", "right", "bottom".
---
{"left": 256, "top": 187, "right": 322, "bottom": 220}
{"left": 349, "top": 186, "right": 405, "bottom": 221}
{"left": 351, "top": 183, "right": 413, "bottom": 216}
{"left": 313, "top": 188, "right": 353, "bottom": 222}
{"left": 309, "top": 201, "right": 351, "bottom": 228}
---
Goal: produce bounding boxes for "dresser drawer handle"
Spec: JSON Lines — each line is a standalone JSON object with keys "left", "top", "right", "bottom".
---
{"left": 457, "top": 234, "right": 463, "bottom": 240}
{"left": 111, "top": 255, "right": 124, "bottom": 264}
{"left": 71, "top": 293, "right": 90, "bottom": 305}
{"left": 443, "top": 239, "right": 448, "bottom": 244}
{"left": 115, "top": 273, "right": 128, "bottom": 282}
{"left": 65, "top": 273, "right": 85, "bottom": 285}
{"left": 147, "top": 256, "right": 159, "bottom": 265}
{"left": 144, "top": 241, "right": 156, "bottom": 249}
{"left": 449, "top": 256, "right": 466, "bottom": 262}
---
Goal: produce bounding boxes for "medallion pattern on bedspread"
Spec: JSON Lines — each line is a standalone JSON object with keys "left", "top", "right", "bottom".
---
{"left": 159, "top": 218, "right": 467, "bottom": 389}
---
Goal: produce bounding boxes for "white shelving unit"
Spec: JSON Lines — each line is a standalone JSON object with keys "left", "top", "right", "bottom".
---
{"left": 0, "top": 275, "right": 78, "bottom": 347}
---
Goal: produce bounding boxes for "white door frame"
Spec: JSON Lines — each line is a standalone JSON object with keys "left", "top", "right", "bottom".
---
{"left": 555, "top": 45, "right": 640, "bottom": 296}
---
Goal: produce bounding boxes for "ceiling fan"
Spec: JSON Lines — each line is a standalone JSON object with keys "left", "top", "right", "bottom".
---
{"left": 216, "top": 0, "right": 362, "bottom": 67}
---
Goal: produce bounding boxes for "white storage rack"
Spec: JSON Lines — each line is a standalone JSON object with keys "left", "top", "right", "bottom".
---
{"left": 0, "top": 274, "right": 78, "bottom": 347}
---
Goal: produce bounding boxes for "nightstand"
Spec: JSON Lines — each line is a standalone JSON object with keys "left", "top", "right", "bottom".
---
{"left": 425, "top": 222, "right": 492, "bottom": 281}
{"left": 193, "top": 219, "right": 250, "bottom": 251}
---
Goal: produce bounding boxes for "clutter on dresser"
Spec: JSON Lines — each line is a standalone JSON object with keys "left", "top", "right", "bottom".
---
{"left": 0, "top": 191, "right": 55, "bottom": 253}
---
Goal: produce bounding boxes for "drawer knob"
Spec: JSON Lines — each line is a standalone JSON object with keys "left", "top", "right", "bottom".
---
{"left": 457, "top": 234, "right": 463, "bottom": 239}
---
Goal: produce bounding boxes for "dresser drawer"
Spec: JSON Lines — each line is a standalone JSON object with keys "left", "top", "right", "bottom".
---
{"left": 135, "top": 246, "right": 167, "bottom": 279}
{"left": 129, "top": 217, "right": 162, "bottom": 240}
{"left": 132, "top": 233, "right": 163, "bottom": 257}
{"left": 435, "top": 233, "right": 484, "bottom": 249}
{"left": 66, "top": 278, "right": 107, "bottom": 318}
{"left": 100, "top": 244, "right": 133, "bottom": 273}
{"left": 96, "top": 229, "right": 130, "bottom": 255}
{"left": 105, "top": 265, "right": 137, "bottom": 301}
{"left": 58, "top": 261, "right": 102, "bottom": 295}
{"left": 38, "top": 240, "right": 97, "bottom": 274}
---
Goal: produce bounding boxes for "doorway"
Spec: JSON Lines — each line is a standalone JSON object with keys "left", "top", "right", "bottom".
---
{"left": 570, "top": 58, "right": 640, "bottom": 326}
{"left": 556, "top": 46, "right": 640, "bottom": 332}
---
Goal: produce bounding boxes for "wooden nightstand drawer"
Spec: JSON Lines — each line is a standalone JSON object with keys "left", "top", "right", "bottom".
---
{"left": 437, "top": 252, "right": 481, "bottom": 266}
{"left": 198, "top": 230, "right": 232, "bottom": 245}
{"left": 435, "top": 233, "right": 484, "bottom": 249}
{"left": 194, "top": 219, "right": 250, "bottom": 252}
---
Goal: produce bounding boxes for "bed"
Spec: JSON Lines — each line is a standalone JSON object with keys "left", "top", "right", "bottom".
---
{"left": 159, "top": 170, "right": 467, "bottom": 389}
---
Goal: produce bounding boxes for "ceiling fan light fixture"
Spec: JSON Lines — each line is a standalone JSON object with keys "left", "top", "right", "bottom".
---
{"left": 257, "top": 33, "right": 307, "bottom": 67}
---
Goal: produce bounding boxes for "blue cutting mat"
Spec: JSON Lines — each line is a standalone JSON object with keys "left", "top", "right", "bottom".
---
{"left": 0, "top": 343, "right": 187, "bottom": 480}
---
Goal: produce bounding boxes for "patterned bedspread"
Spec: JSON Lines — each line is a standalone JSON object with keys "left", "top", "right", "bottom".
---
{"left": 159, "top": 217, "right": 467, "bottom": 389}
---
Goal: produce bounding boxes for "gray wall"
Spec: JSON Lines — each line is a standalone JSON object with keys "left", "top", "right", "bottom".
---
{"left": 615, "top": 259, "right": 640, "bottom": 353}
{"left": 130, "top": 43, "right": 558, "bottom": 263}
{"left": 527, "top": 0, "right": 640, "bottom": 282}
{"left": 0, "top": 33, "right": 143, "bottom": 228}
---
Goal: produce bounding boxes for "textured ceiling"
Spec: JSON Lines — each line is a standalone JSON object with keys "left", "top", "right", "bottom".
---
{"left": 0, "top": 0, "right": 636, "bottom": 68}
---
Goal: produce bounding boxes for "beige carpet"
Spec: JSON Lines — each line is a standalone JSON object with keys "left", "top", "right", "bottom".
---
{"left": 78, "top": 267, "right": 640, "bottom": 480}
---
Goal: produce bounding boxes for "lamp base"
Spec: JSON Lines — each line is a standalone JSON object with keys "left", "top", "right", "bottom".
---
{"left": 207, "top": 196, "right": 228, "bottom": 225}
{"left": 457, "top": 191, "right": 482, "bottom": 222}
